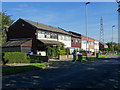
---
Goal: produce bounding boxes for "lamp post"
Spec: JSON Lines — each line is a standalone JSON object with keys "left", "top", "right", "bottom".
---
{"left": 116, "top": 0, "right": 120, "bottom": 53}
{"left": 112, "top": 25, "right": 115, "bottom": 53}
{"left": 85, "top": 2, "right": 90, "bottom": 59}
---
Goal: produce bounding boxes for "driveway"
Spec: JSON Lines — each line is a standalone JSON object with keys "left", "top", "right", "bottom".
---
{"left": 2, "top": 55, "right": 120, "bottom": 88}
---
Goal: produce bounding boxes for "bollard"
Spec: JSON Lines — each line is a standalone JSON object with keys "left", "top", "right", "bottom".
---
{"left": 73, "top": 54, "right": 76, "bottom": 62}
{"left": 78, "top": 54, "right": 82, "bottom": 62}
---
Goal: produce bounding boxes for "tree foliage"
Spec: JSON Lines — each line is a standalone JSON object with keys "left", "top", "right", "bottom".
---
{"left": 0, "top": 11, "right": 14, "bottom": 44}
{"left": 105, "top": 42, "right": 120, "bottom": 51}
{"left": 56, "top": 42, "right": 66, "bottom": 55}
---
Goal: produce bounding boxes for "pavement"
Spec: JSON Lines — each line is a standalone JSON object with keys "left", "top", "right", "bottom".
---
{"left": 2, "top": 55, "right": 120, "bottom": 88}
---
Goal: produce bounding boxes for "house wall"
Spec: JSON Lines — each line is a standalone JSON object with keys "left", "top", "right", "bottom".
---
{"left": 8, "top": 19, "right": 36, "bottom": 40}
{"left": 21, "top": 47, "right": 32, "bottom": 53}
{"left": 71, "top": 37, "right": 81, "bottom": 48}
{"left": 7, "top": 19, "right": 37, "bottom": 54}
{"left": 58, "top": 34, "right": 71, "bottom": 48}
{"left": 21, "top": 40, "right": 32, "bottom": 47}
{"left": 81, "top": 40, "right": 89, "bottom": 51}
{"left": 37, "top": 30, "right": 58, "bottom": 41}
{"left": 94, "top": 41, "right": 99, "bottom": 52}
{"left": 81, "top": 36, "right": 98, "bottom": 52}
{"left": 2, "top": 47, "right": 21, "bottom": 52}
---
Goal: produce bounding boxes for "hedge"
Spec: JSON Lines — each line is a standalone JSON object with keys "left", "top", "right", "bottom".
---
{"left": 2, "top": 52, "right": 30, "bottom": 64}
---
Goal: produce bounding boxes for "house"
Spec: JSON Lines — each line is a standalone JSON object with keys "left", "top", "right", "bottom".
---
{"left": 69, "top": 31, "right": 81, "bottom": 54}
{"left": 81, "top": 35, "right": 89, "bottom": 51}
{"left": 94, "top": 40, "right": 99, "bottom": 52}
{"left": 81, "top": 35, "right": 99, "bottom": 53}
{"left": 99, "top": 42, "right": 108, "bottom": 49}
{"left": 5, "top": 18, "right": 100, "bottom": 55}
{"left": 6, "top": 18, "right": 72, "bottom": 55}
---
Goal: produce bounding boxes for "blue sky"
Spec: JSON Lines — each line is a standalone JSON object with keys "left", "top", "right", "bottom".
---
{"left": 2, "top": 2, "right": 118, "bottom": 43}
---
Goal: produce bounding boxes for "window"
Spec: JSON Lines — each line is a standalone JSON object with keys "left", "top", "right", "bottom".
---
{"left": 82, "top": 40, "right": 87, "bottom": 44}
{"left": 72, "top": 40, "right": 74, "bottom": 42}
{"left": 44, "top": 32, "right": 50, "bottom": 38}
{"left": 62, "top": 36, "right": 64, "bottom": 40}
{"left": 38, "top": 31, "right": 45, "bottom": 38}
{"left": 78, "top": 40, "right": 81, "bottom": 43}
{"left": 68, "top": 37, "right": 71, "bottom": 41}
{"left": 51, "top": 33, "right": 57, "bottom": 39}
{"left": 64, "top": 36, "right": 66, "bottom": 40}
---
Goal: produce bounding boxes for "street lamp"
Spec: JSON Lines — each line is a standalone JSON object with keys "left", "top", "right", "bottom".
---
{"left": 85, "top": 2, "right": 90, "bottom": 59}
{"left": 116, "top": 0, "right": 120, "bottom": 43}
{"left": 116, "top": 0, "right": 120, "bottom": 53}
{"left": 112, "top": 25, "right": 115, "bottom": 53}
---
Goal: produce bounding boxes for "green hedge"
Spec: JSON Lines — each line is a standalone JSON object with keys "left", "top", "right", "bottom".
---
{"left": 2, "top": 52, "right": 30, "bottom": 64}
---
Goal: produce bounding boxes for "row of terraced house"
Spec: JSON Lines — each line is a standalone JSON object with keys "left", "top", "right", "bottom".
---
{"left": 3, "top": 18, "right": 100, "bottom": 56}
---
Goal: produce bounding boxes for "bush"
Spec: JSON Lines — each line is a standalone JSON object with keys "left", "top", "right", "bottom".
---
{"left": 2, "top": 52, "right": 30, "bottom": 64}
{"left": 46, "top": 46, "right": 57, "bottom": 58}
{"left": 59, "top": 50, "right": 66, "bottom": 55}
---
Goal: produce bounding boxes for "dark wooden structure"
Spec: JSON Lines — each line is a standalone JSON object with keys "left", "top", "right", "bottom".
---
{"left": 2, "top": 39, "right": 32, "bottom": 53}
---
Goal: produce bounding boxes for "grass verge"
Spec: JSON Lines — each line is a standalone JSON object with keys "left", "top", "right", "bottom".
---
{"left": 2, "top": 63, "right": 47, "bottom": 76}
{"left": 82, "top": 54, "right": 118, "bottom": 61}
{"left": 99, "top": 54, "right": 118, "bottom": 58}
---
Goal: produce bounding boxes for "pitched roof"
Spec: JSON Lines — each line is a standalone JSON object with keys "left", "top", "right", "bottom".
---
{"left": 2, "top": 40, "right": 29, "bottom": 47}
{"left": 20, "top": 18, "right": 71, "bottom": 35}
{"left": 38, "top": 39, "right": 61, "bottom": 45}
{"left": 69, "top": 31, "right": 81, "bottom": 38}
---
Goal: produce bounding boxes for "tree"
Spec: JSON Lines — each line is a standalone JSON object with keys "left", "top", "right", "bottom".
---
{"left": 106, "top": 42, "right": 120, "bottom": 51}
{"left": 0, "top": 11, "right": 14, "bottom": 44}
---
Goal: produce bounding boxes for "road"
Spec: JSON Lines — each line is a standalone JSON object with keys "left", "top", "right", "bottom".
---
{"left": 2, "top": 56, "right": 120, "bottom": 88}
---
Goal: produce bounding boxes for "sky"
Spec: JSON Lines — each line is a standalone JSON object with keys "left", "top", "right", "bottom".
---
{"left": 2, "top": 2, "right": 118, "bottom": 43}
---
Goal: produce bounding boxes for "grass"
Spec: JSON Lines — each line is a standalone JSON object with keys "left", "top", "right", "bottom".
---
{"left": 99, "top": 54, "right": 118, "bottom": 58}
{"left": 82, "top": 54, "right": 118, "bottom": 61}
{"left": 2, "top": 63, "right": 47, "bottom": 75}
{"left": 82, "top": 57, "right": 96, "bottom": 61}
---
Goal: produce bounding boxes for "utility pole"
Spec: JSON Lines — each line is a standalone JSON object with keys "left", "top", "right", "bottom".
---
{"left": 116, "top": 0, "right": 120, "bottom": 52}
{"left": 85, "top": 2, "right": 90, "bottom": 59}
{"left": 112, "top": 25, "right": 115, "bottom": 53}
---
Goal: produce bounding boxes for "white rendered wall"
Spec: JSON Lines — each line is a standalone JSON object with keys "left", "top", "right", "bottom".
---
{"left": 81, "top": 40, "right": 89, "bottom": 51}
{"left": 37, "top": 31, "right": 57, "bottom": 41}
{"left": 94, "top": 41, "right": 99, "bottom": 52}
{"left": 58, "top": 34, "right": 71, "bottom": 48}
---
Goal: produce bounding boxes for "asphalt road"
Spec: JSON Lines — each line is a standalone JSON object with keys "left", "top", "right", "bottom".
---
{"left": 2, "top": 55, "right": 120, "bottom": 88}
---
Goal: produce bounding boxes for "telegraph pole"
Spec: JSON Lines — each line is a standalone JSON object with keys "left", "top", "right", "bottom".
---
{"left": 85, "top": 2, "right": 90, "bottom": 59}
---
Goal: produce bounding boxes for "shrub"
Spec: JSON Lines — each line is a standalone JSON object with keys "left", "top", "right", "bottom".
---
{"left": 2, "top": 52, "right": 30, "bottom": 64}
{"left": 46, "top": 46, "right": 58, "bottom": 58}
{"left": 59, "top": 50, "right": 66, "bottom": 55}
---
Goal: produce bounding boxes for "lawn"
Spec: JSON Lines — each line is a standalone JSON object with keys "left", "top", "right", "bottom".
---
{"left": 2, "top": 63, "right": 47, "bottom": 75}
{"left": 82, "top": 54, "right": 118, "bottom": 61}
{"left": 99, "top": 54, "right": 118, "bottom": 58}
